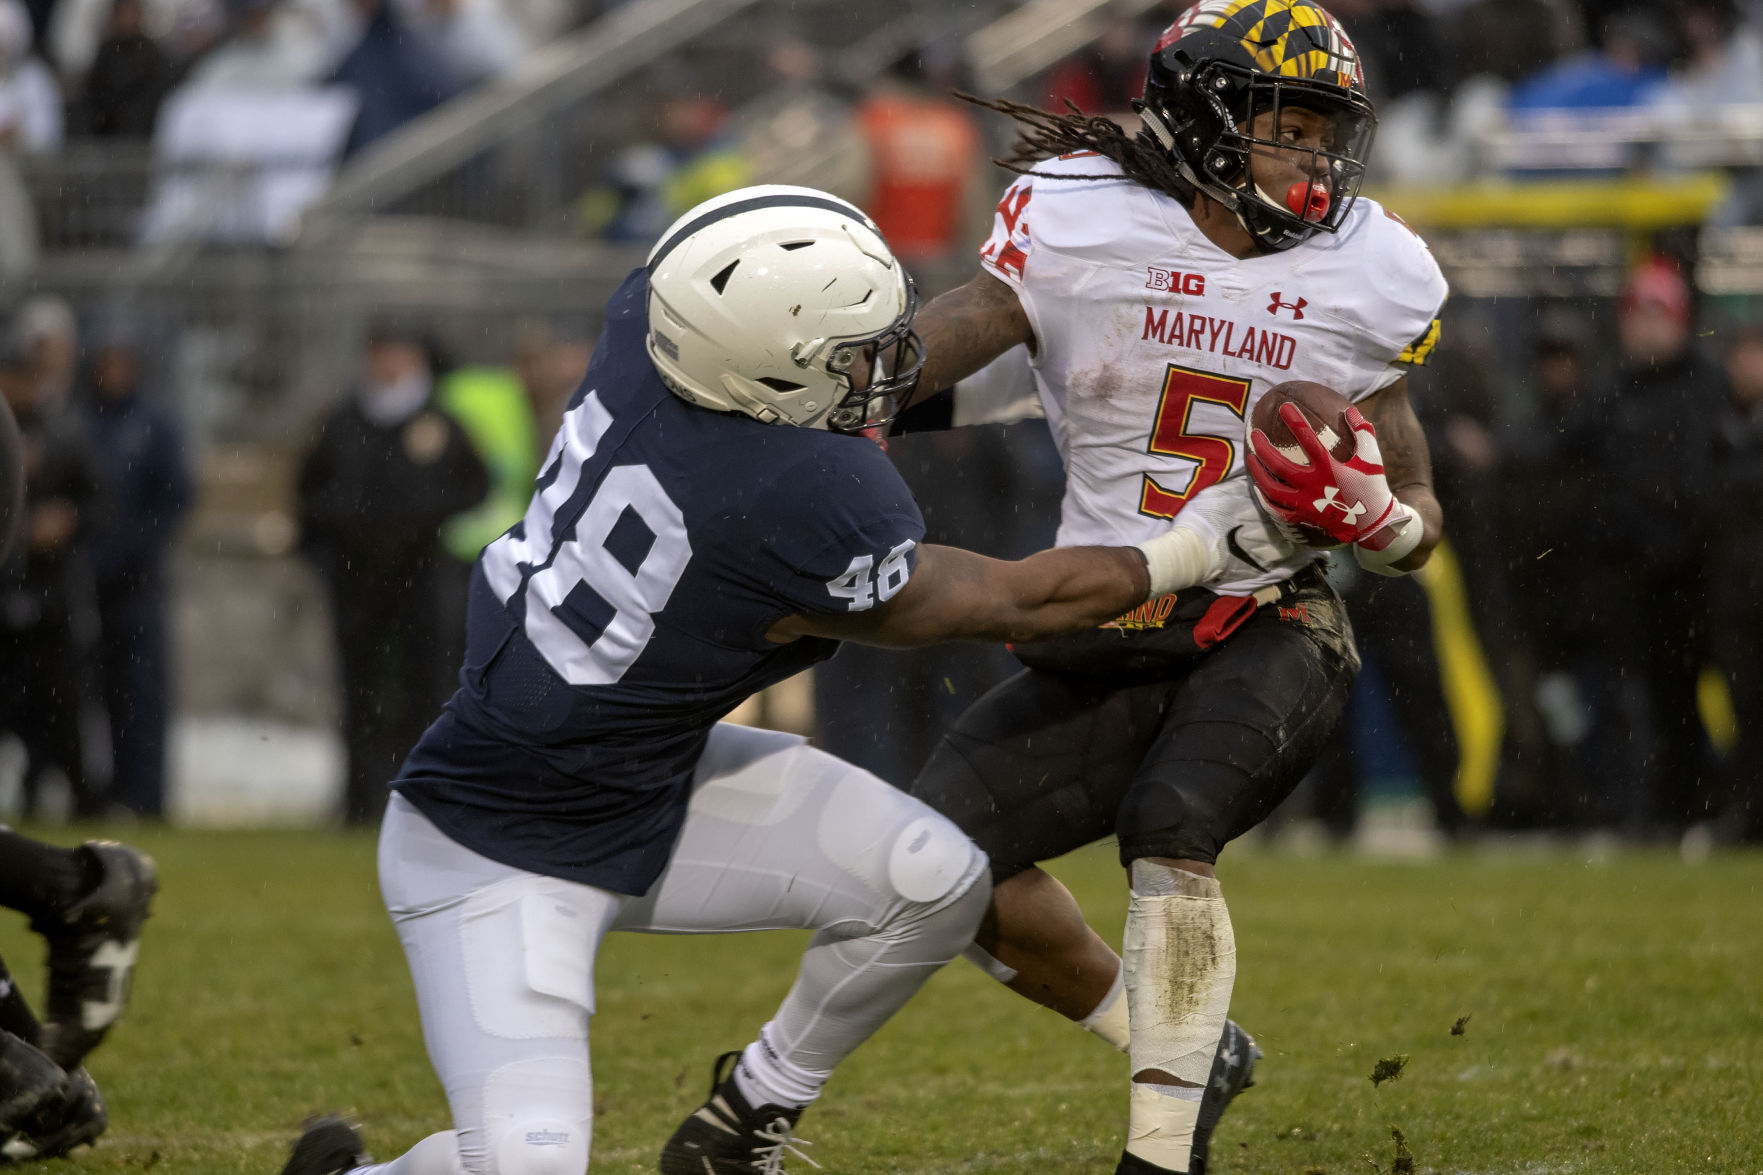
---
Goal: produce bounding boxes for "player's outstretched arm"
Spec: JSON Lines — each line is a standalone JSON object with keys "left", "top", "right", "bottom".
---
{"left": 1355, "top": 376, "right": 1443, "bottom": 572}
{"left": 911, "top": 271, "right": 1036, "bottom": 397}
{"left": 771, "top": 542, "right": 1153, "bottom": 649}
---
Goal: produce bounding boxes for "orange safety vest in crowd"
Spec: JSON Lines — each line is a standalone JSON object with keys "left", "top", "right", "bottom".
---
{"left": 857, "top": 94, "right": 981, "bottom": 260}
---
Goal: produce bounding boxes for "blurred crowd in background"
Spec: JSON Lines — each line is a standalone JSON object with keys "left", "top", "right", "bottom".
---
{"left": 1, "top": 296, "right": 596, "bottom": 824}
{"left": 3, "top": 0, "right": 1763, "bottom": 851}
{"left": 0, "top": 0, "right": 1760, "bottom": 252}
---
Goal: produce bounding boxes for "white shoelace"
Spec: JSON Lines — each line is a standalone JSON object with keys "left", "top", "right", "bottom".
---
{"left": 749, "top": 1118, "right": 820, "bottom": 1174}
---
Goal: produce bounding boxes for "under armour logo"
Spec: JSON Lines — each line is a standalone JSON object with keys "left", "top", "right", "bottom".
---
{"left": 1268, "top": 292, "right": 1307, "bottom": 319}
{"left": 1313, "top": 486, "right": 1364, "bottom": 523}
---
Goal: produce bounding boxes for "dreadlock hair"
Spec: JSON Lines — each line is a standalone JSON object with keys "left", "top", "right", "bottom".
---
{"left": 956, "top": 93, "right": 1198, "bottom": 206}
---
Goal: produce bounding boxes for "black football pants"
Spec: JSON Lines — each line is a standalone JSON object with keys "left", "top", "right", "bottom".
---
{"left": 908, "top": 578, "right": 1359, "bottom": 877}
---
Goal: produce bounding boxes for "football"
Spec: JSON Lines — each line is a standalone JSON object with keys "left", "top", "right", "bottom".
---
{"left": 1248, "top": 379, "right": 1356, "bottom": 548}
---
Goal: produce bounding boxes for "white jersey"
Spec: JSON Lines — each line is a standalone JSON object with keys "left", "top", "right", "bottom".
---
{"left": 973, "top": 153, "right": 1448, "bottom": 595}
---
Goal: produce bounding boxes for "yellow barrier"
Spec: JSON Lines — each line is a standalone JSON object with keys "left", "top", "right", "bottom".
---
{"left": 1418, "top": 541, "right": 1501, "bottom": 816}
{"left": 1418, "top": 543, "right": 1738, "bottom": 815}
{"left": 1374, "top": 174, "right": 1731, "bottom": 230}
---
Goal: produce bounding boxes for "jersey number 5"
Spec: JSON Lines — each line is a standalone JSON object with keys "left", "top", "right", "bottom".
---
{"left": 482, "top": 392, "right": 693, "bottom": 686}
{"left": 1138, "top": 364, "right": 1251, "bottom": 520}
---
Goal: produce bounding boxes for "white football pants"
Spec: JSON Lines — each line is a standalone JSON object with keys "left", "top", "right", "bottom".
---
{"left": 360, "top": 723, "right": 990, "bottom": 1175}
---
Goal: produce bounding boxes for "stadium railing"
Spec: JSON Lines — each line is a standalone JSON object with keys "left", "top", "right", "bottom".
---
{"left": 964, "top": 0, "right": 1166, "bottom": 96}
{"left": 302, "top": 0, "right": 1001, "bottom": 233}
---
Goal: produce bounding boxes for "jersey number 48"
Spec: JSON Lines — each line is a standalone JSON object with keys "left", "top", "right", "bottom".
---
{"left": 482, "top": 392, "right": 693, "bottom": 686}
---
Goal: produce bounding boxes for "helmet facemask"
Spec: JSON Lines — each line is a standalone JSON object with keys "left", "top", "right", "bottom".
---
{"left": 814, "top": 277, "right": 925, "bottom": 433}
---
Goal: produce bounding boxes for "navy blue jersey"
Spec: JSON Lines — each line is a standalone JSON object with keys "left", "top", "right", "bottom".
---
{"left": 395, "top": 269, "right": 924, "bottom": 894}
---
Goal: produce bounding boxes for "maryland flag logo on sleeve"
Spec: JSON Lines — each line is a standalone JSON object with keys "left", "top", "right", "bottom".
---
{"left": 1397, "top": 317, "right": 1443, "bottom": 367}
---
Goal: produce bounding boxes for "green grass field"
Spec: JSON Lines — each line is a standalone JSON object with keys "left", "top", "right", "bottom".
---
{"left": 3, "top": 828, "right": 1760, "bottom": 1174}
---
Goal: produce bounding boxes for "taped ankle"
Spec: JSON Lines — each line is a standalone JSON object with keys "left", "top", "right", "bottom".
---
{"left": 1079, "top": 965, "right": 1129, "bottom": 1052}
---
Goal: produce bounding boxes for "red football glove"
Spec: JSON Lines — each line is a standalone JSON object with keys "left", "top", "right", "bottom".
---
{"left": 1246, "top": 403, "right": 1420, "bottom": 571}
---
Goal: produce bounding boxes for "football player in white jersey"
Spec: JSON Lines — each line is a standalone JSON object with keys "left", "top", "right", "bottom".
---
{"left": 900, "top": 2, "right": 1449, "bottom": 1171}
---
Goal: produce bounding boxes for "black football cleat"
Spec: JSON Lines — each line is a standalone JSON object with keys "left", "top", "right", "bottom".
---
{"left": 0, "top": 1033, "right": 67, "bottom": 1140}
{"left": 278, "top": 1115, "right": 371, "bottom": 1175}
{"left": 1190, "top": 1019, "right": 1261, "bottom": 1175}
{"left": 1113, "top": 1019, "right": 1262, "bottom": 1175}
{"left": 1, "top": 1067, "right": 107, "bottom": 1162}
{"left": 659, "top": 1051, "right": 818, "bottom": 1174}
{"left": 35, "top": 841, "right": 158, "bottom": 1070}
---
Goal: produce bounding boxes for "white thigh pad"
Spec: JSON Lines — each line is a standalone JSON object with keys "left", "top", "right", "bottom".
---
{"left": 688, "top": 727, "right": 817, "bottom": 828}
{"left": 462, "top": 877, "right": 613, "bottom": 1040}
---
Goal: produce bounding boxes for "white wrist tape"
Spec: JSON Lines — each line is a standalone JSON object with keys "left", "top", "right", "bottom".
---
{"left": 1353, "top": 498, "right": 1422, "bottom": 577}
{"left": 1133, "top": 525, "right": 1221, "bottom": 598}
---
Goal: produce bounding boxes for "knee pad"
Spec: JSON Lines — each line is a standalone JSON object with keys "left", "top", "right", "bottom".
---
{"left": 493, "top": 1119, "right": 588, "bottom": 1175}
{"left": 887, "top": 815, "right": 981, "bottom": 906}
{"left": 1116, "top": 748, "right": 1295, "bottom": 866}
{"left": 888, "top": 837, "right": 990, "bottom": 964}
{"left": 812, "top": 767, "right": 987, "bottom": 918}
{"left": 481, "top": 1057, "right": 592, "bottom": 1175}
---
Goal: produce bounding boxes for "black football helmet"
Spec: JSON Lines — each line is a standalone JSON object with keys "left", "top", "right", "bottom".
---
{"left": 1138, "top": 0, "right": 1377, "bottom": 252}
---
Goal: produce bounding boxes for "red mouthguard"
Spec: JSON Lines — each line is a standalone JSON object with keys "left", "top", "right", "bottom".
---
{"left": 1286, "top": 181, "right": 1330, "bottom": 222}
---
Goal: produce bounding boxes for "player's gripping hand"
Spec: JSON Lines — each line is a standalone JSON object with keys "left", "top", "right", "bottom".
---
{"left": 1134, "top": 480, "right": 1296, "bottom": 597}
{"left": 1246, "top": 402, "right": 1421, "bottom": 576}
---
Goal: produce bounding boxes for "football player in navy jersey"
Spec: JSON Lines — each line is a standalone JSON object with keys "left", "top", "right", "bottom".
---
{"left": 278, "top": 186, "right": 1256, "bottom": 1175}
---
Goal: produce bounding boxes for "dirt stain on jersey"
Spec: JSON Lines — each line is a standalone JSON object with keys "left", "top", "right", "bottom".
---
{"left": 1073, "top": 357, "right": 1128, "bottom": 403}
{"left": 1073, "top": 323, "right": 1133, "bottom": 403}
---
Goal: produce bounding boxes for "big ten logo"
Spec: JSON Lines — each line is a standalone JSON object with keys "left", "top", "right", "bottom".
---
{"left": 1146, "top": 267, "right": 1206, "bottom": 296}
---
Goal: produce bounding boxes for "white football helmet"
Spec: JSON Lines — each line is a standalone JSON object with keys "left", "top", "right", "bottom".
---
{"left": 645, "top": 185, "right": 923, "bottom": 432}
